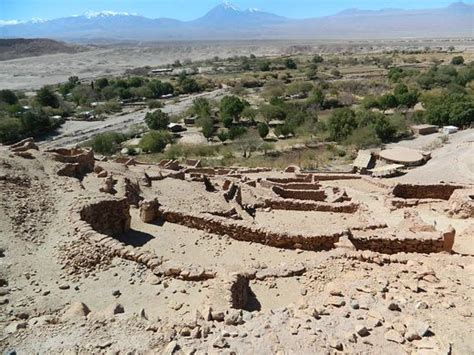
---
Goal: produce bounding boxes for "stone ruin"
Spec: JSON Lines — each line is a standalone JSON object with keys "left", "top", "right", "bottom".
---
{"left": 46, "top": 148, "right": 94, "bottom": 178}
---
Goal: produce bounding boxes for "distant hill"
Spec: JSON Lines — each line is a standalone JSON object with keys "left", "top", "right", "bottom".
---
{"left": 0, "top": 2, "right": 473, "bottom": 41}
{"left": 0, "top": 38, "right": 85, "bottom": 61}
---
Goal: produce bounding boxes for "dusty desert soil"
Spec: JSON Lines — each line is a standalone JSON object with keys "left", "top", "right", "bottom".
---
{"left": 1, "top": 38, "right": 473, "bottom": 91}
{"left": 0, "top": 133, "right": 473, "bottom": 354}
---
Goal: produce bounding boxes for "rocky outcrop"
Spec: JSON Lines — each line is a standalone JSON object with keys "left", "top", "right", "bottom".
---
{"left": 447, "top": 188, "right": 474, "bottom": 219}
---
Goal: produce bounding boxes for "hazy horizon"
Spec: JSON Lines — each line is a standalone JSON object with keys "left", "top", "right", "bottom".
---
{"left": 2, "top": 0, "right": 473, "bottom": 22}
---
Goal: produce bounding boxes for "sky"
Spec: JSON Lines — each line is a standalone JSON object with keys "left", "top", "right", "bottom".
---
{"left": 1, "top": 0, "right": 472, "bottom": 21}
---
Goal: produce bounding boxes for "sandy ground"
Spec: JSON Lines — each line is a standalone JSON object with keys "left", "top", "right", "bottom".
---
{"left": 387, "top": 129, "right": 474, "bottom": 185}
{"left": 0, "top": 145, "right": 473, "bottom": 353}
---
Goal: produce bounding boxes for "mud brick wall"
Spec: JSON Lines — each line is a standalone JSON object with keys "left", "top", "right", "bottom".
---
{"left": 349, "top": 233, "right": 445, "bottom": 254}
{"left": 272, "top": 185, "right": 327, "bottom": 201}
{"left": 79, "top": 198, "right": 131, "bottom": 236}
{"left": 156, "top": 208, "right": 343, "bottom": 251}
{"left": 392, "top": 184, "right": 464, "bottom": 200}
{"left": 266, "top": 198, "right": 359, "bottom": 213}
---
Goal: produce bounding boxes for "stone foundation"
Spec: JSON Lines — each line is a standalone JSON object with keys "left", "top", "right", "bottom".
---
{"left": 349, "top": 230, "right": 447, "bottom": 254}
{"left": 272, "top": 185, "right": 327, "bottom": 201}
{"left": 79, "top": 198, "right": 131, "bottom": 236}
{"left": 392, "top": 183, "right": 464, "bottom": 200}
{"left": 46, "top": 148, "right": 94, "bottom": 178}
{"left": 156, "top": 207, "right": 344, "bottom": 251}
{"left": 266, "top": 198, "right": 359, "bottom": 213}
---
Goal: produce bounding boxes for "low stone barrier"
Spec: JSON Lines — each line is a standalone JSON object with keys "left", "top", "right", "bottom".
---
{"left": 267, "top": 176, "right": 312, "bottom": 184}
{"left": 312, "top": 173, "right": 361, "bottom": 181}
{"left": 392, "top": 183, "right": 465, "bottom": 200}
{"left": 266, "top": 198, "right": 359, "bottom": 213}
{"left": 46, "top": 148, "right": 94, "bottom": 177}
{"left": 79, "top": 198, "right": 131, "bottom": 236}
{"left": 349, "top": 230, "right": 449, "bottom": 254}
{"left": 156, "top": 207, "right": 344, "bottom": 251}
{"left": 272, "top": 185, "right": 327, "bottom": 201}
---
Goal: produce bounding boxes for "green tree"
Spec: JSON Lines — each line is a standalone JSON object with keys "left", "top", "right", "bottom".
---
{"left": 327, "top": 108, "right": 357, "bottom": 141}
{"left": 451, "top": 56, "right": 465, "bottom": 65}
{"left": 191, "top": 97, "right": 211, "bottom": 118}
{"left": 145, "top": 110, "right": 170, "bottom": 130}
{"left": 95, "top": 78, "right": 110, "bottom": 90}
{"left": 0, "top": 117, "right": 22, "bottom": 143}
{"left": 284, "top": 58, "right": 297, "bottom": 69}
{"left": 378, "top": 94, "right": 398, "bottom": 112}
{"left": 312, "top": 54, "right": 324, "bottom": 63}
{"left": 259, "top": 61, "right": 271, "bottom": 72}
{"left": 139, "top": 130, "right": 172, "bottom": 153}
{"left": 257, "top": 122, "right": 269, "bottom": 138}
{"left": 423, "top": 93, "right": 474, "bottom": 127}
{"left": 89, "top": 132, "right": 127, "bottom": 155}
{"left": 36, "top": 86, "right": 59, "bottom": 108}
{"left": 220, "top": 96, "right": 247, "bottom": 121}
{"left": 199, "top": 116, "right": 214, "bottom": 139}
{"left": 0, "top": 89, "right": 18, "bottom": 105}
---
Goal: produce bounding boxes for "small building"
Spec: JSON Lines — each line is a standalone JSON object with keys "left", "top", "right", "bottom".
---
{"left": 411, "top": 124, "right": 438, "bottom": 136}
{"left": 151, "top": 68, "right": 173, "bottom": 75}
{"left": 184, "top": 116, "right": 197, "bottom": 126}
{"left": 167, "top": 123, "right": 186, "bottom": 133}
{"left": 268, "top": 120, "right": 285, "bottom": 128}
{"left": 442, "top": 126, "right": 459, "bottom": 135}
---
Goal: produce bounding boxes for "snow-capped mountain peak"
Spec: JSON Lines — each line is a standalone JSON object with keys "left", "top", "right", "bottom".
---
{"left": 82, "top": 11, "right": 137, "bottom": 19}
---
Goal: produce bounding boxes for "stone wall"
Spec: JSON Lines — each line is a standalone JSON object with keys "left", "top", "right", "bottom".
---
{"left": 349, "top": 231, "right": 446, "bottom": 254}
{"left": 392, "top": 183, "right": 464, "bottom": 200}
{"left": 79, "top": 198, "right": 131, "bottom": 236}
{"left": 272, "top": 185, "right": 327, "bottom": 201}
{"left": 266, "top": 198, "right": 359, "bottom": 213}
{"left": 156, "top": 207, "right": 344, "bottom": 251}
{"left": 267, "top": 176, "right": 312, "bottom": 184}
{"left": 312, "top": 173, "right": 361, "bottom": 181}
{"left": 46, "top": 148, "right": 94, "bottom": 177}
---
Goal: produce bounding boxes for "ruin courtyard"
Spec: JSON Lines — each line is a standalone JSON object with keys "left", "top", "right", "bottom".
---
{"left": 0, "top": 135, "right": 473, "bottom": 354}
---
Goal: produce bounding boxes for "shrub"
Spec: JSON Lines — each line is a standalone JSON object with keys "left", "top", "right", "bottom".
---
{"left": 451, "top": 56, "right": 465, "bottom": 65}
{"left": 0, "top": 117, "right": 22, "bottom": 143}
{"left": 145, "top": 110, "right": 170, "bottom": 130}
{"left": 199, "top": 116, "right": 214, "bottom": 139}
{"left": 284, "top": 58, "right": 297, "bottom": 69}
{"left": 220, "top": 96, "right": 247, "bottom": 121}
{"left": 139, "top": 130, "right": 172, "bottom": 153}
{"left": 89, "top": 132, "right": 127, "bottom": 155}
{"left": 344, "top": 126, "right": 381, "bottom": 148}
{"left": 257, "top": 122, "right": 269, "bottom": 138}
{"left": 228, "top": 126, "right": 247, "bottom": 140}
{"left": 423, "top": 92, "right": 474, "bottom": 127}
{"left": 327, "top": 108, "right": 357, "bottom": 141}
{"left": 36, "top": 86, "right": 60, "bottom": 108}
{"left": 0, "top": 89, "right": 18, "bottom": 105}
{"left": 217, "top": 131, "right": 229, "bottom": 142}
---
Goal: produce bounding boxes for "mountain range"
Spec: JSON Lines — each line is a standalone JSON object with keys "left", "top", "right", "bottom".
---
{"left": 0, "top": 1, "right": 473, "bottom": 41}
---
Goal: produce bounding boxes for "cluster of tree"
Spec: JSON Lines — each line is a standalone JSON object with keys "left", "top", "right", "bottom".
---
{"left": 362, "top": 84, "right": 419, "bottom": 112}
{"left": 422, "top": 92, "right": 474, "bottom": 127}
{"left": 327, "top": 108, "right": 408, "bottom": 147}
{"left": 416, "top": 63, "right": 473, "bottom": 89}
{"left": 0, "top": 89, "right": 64, "bottom": 144}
